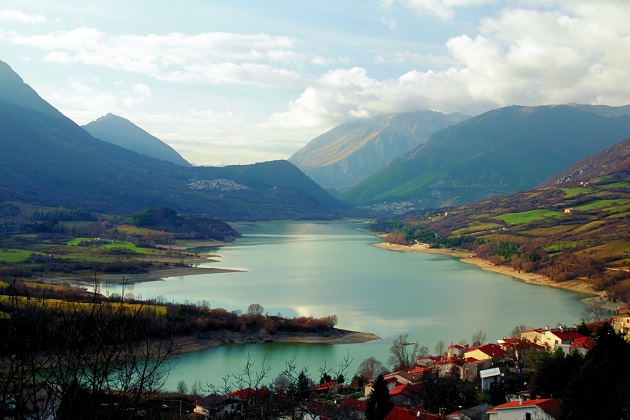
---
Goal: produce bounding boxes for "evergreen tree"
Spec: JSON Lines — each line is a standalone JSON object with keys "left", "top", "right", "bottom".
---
{"left": 365, "top": 374, "right": 393, "bottom": 420}
{"left": 563, "top": 323, "right": 630, "bottom": 419}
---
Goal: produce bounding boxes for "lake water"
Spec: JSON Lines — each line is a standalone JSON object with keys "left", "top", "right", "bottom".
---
{"left": 117, "top": 221, "right": 587, "bottom": 391}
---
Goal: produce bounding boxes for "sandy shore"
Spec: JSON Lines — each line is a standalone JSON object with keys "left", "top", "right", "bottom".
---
{"left": 171, "top": 330, "right": 381, "bottom": 355}
{"left": 373, "top": 241, "right": 624, "bottom": 311}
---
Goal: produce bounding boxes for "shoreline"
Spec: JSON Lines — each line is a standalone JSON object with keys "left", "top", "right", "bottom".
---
{"left": 171, "top": 330, "right": 381, "bottom": 355}
{"left": 372, "top": 241, "right": 623, "bottom": 311}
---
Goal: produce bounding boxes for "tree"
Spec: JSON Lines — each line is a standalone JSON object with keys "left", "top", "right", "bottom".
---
{"left": 528, "top": 347, "right": 583, "bottom": 399}
{"left": 357, "top": 357, "right": 386, "bottom": 382}
{"left": 247, "top": 303, "right": 264, "bottom": 315}
{"left": 563, "top": 323, "right": 630, "bottom": 419}
{"left": 177, "top": 380, "right": 188, "bottom": 395}
{"left": 365, "top": 375, "right": 393, "bottom": 420}
{"left": 510, "top": 324, "right": 528, "bottom": 338}
{"left": 388, "top": 333, "right": 421, "bottom": 372}
{"left": 0, "top": 276, "right": 179, "bottom": 420}
{"left": 434, "top": 340, "right": 445, "bottom": 357}
{"left": 471, "top": 329, "right": 487, "bottom": 346}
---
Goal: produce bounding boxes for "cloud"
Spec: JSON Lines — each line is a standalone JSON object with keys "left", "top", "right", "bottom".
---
{"left": 0, "top": 9, "right": 45, "bottom": 24}
{"left": 396, "top": 0, "right": 494, "bottom": 20}
{"left": 10, "top": 28, "right": 305, "bottom": 88}
{"left": 270, "top": 1, "right": 630, "bottom": 128}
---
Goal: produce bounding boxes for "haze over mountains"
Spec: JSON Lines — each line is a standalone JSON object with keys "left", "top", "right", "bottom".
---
{"left": 83, "top": 113, "right": 192, "bottom": 167}
{"left": 289, "top": 111, "right": 469, "bottom": 191}
{"left": 0, "top": 61, "right": 345, "bottom": 220}
{"left": 342, "top": 104, "right": 630, "bottom": 210}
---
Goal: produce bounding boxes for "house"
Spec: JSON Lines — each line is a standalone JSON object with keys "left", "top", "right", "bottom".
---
{"left": 570, "top": 336, "right": 596, "bottom": 355}
{"left": 513, "top": 340, "right": 546, "bottom": 362}
{"left": 389, "top": 383, "right": 421, "bottom": 405}
{"left": 520, "top": 328, "right": 543, "bottom": 343}
{"left": 315, "top": 381, "right": 337, "bottom": 394}
{"left": 416, "top": 355, "right": 443, "bottom": 367}
{"left": 446, "top": 403, "right": 493, "bottom": 420}
{"left": 612, "top": 306, "right": 630, "bottom": 338}
{"left": 366, "top": 371, "right": 420, "bottom": 397}
{"left": 446, "top": 343, "right": 467, "bottom": 359}
{"left": 193, "top": 394, "right": 242, "bottom": 418}
{"left": 464, "top": 343, "right": 507, "bottom": 363}
{"left": 480, "top": 367, "right": 502, "bottom": 391}
{"left": 496, "top": 337, "right": 519, "bottom": 352}
{"left": 462, "top": 357, "right": 491, "bottom": 381}
{"left": 486, "top": 398, "right": 562, "bottom": 420}
{"left": 436, "top": 358, "right": 465, "bottom": 378}
{"left": 540, "top": 327, "right": 583, "bottom": 351}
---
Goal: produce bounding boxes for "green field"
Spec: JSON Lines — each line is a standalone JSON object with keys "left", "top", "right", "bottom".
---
{"left": 0, "top": 249, "right": 37, "bottom": 263}
{"left": 452, "top": 222, "right": 503, "bottom": 235}
{"left": 574, "top": 199, "right": 630, "bottom": 211}
{"left": 494, "top": 209, "right": 561, "bottom": 225}
{"left": 560, "top": 186, "right": 592, "bottom": 197}
{"left": 66, "top": 238, "right": 154, "bottom": 253}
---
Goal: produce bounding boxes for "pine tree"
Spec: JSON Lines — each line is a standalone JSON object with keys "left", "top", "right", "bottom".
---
{"left": 365, "top": 374, "right": 393, "bottom": 420}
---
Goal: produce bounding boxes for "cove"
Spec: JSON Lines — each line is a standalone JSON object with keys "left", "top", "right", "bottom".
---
{"left": 118, "top": 220, "right": 588, "bottom": 390}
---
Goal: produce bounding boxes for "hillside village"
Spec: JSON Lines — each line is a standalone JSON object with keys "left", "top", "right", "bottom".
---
{"left": 188, "top": 307, "right": 630, "bottom": 419}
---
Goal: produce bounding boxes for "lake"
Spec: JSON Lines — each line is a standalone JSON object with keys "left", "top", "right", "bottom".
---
{"left": 117, "top": 220, "right": 588, "bottom": 391}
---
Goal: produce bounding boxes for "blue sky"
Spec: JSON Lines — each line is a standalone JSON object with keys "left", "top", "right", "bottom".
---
{"left": 2, "top": 1, "right": 630, "bottom": 165}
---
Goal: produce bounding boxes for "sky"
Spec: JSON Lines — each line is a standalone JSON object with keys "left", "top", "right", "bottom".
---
{"left": 2, "top": 1, "right": 630, "bottom": 166}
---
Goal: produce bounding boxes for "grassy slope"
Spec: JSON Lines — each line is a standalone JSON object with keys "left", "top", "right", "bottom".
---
{"left": 387, "top": 172, "right": 630, "bottom": 294}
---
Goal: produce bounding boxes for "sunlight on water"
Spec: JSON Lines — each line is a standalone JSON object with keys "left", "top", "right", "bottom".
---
{"left": 118, "top": 221, "right": 588, "bottom": 390}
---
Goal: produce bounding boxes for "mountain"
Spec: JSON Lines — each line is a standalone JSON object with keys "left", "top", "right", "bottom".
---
{"left": 83, "top": 113, "right": 192, "bottom": 166}
{"left": 289, "top": 110, "right": 469, "bottom": 190}
{"left": 375, "top": 139, "right": 630, "bottom": 298}
{"left": 343, "top": 104, "right": 630, "bottom": 208}
{"left": 0, "top": 61, "right": 346, "bottom": 220}
{"left": 539, "top": 137, "right": 630, "bottom": 186}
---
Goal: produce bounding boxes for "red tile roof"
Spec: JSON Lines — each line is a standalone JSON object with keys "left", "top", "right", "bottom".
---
{"left": 488, "top": 398, "right": 562, "bottom": 419}
{"left": 448, "top": 343, "right": 465, "bottom": 349}
{"left": 384, "top": 406, "right": 440, "bottom": 420}
{"left": 515, "top": 341, "right": 545, "bottom": 351}
{"left": 466, "top": 343, "right": 507, "bottom": 358}
{"left": 390, "top": 384, "right": 416, "bottom": 398}
{"left": 230, "top": 387, "right": 271, "bottom": 400}
{"left": 340, "top": 398, "right": 366, "bottom": 412}
{"left": 316, "top": 381, "right": 336, "bottom": 391}
{"left": 571, "top": 336, "right": 596, "bottom": 351}
{"left": 551, "top": 330, "right": 583, "bottom": 341}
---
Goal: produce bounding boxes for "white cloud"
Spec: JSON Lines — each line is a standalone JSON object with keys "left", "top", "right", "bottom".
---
{"left": 397, "top": 0, "right": 494, "bottom": 20}
{"left": 10, "top": 28, "right": 305, "bottom": 88}
{"left": 270, "top": 0, "right": 630, "bottom": 130}
{"left": 0, "top": 9, "right": 45, "bottom": 24}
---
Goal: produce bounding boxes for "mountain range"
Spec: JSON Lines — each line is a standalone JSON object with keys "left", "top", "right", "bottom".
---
{"left": 0, "top": 61, "right": 345, "bottom": 221}
{"left": 289, "top": 110, "right": 469, "bottom": 191}
{"left": 83, "top": 113, "right": 191, "bottom": 167}
{"left": 342, "top": 104, "right": 630, "bottom": 209}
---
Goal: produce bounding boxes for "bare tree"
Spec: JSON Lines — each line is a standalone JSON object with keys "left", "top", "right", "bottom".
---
{"left": 356, "top": 357, "right": 386, "bottom": 383}
{"left": 0, "top": 274, "right": 181, "bottom": 419}
{"left": 510, "top": 324, "right": 529, "bottom": 338}
{"left": 247, "top": 303, "right": 264, "bottom": 315}
{"left": 471, "top": 329, "right": 487, "bottom": 346}
{"left": 435, "top": 340, "right": 446, "bottom": 357}
{"left": 388, "top": 333, "right": 421, "bottom": 372}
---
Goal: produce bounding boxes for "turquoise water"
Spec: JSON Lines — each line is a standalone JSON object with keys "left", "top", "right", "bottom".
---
{"left": 117, "top": 221, "right": 587, "bottom": 390}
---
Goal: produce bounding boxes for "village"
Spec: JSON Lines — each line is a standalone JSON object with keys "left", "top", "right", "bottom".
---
{"left": 188, "top": 306, "right": 630, "bottom": 419}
